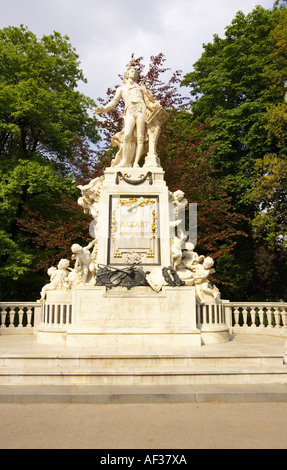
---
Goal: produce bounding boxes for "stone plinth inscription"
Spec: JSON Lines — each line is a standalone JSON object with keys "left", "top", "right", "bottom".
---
{"left": 108, "top": 195, "right": 160, "bottom": 265}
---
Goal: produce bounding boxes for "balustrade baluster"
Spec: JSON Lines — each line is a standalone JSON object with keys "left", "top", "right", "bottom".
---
{"left": 63, "top": 305, "right": 67, "bottom": 324}
{"left": 220, "top": 304, "right": 224, "bottom": 324}
{"left": 196, "top": 304, "right": 202, "bottom": 327}
{"left": 217, "top": 305, "right": 224, "bottom": 323}
{"left": 234, "top": 308, "right": 240, "bottom": 327}
{"left": 69, "top": 305, "right": 72, "bottom": 324}
{"left": 274, "top": 308, "right": 281, "bottom": 328}
{"left": 211, "top": 305, "right": 215, "bottom": 324}
{"left": 4, "top": 308, "right": 8, "bottom": 327}
{"left": 258, "top": 308, "right": 265, "bottom": 328}
{"left": 8, "top": 308, "right": 15, "bottom": 328}
{"left": 52, "top": 305, "right": 58, "bottom": 327}
{"left": 59, "top": 305, "right": 63, "bottom": 326}
{"left": 51, "top": 305, "right": 55, "bottom": 325}
{"left": 58, "top": 306, "right": 61, "bottom": 325}
{"left": 266, "top": 308, "right": 273, "bottom": 328}
{"left": 46, "top": 305, "right": 50, "bottom": 325}
{"left": 282, "top": 308, "right": 287, "bottom": 328}
{"left": 18, "top": 308, "right": 24, "bottom": 328}
{"left": 4, "top": 307, "right": 8, "bottom": 327}
{"left": 250, "top": 308, "right": 256, "bottom": 327}
{"left": 42, "top": 304, "right": 46, "bottom": 324}
{"left": 242, "top": 308, "right": 248, "bottom": 327}
{"left": 56, "top": 305, "right": 60, "bottom": 325}
{"left": 2, "top": 308, "right": 7, "bottom": 328}
{"left": 26, "top": 308, "right": 32, "bottom": 327}
{"left": 202, "top": 305, "right": 207, "bottom": 326}
{"left": 46, "top": 305, "right": 51, "bottom": 326}
{"left": 216, "top": 305, "right": 220, "bottom": 324}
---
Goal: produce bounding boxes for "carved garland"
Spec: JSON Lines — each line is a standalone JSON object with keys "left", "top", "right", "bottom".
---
{"left": 115, "top": 171, "right": 153, "bottom": 185}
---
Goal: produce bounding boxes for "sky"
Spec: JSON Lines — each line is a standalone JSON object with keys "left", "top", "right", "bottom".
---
{"left": 1, "top": 0, "right": 275, "bottom": 101}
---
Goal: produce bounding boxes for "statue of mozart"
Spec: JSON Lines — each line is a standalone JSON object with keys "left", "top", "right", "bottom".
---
{"left": 94, "top": 63, "right": 169, "bottom": 168}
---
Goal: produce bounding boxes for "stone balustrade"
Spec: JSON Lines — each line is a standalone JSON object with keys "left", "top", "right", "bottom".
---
{"left": 197, "top": 300, "right": 287, "bottom": 338}
{"left": 0, "top": 302, "right": 42, "bottom": 334}
{"left": 41, "top": 301, "right": 72, "bottom": 329}
{"left": 228, "top": 302, "right": 287, "bottom": 336}
{"left": 1, "top": 299, "right": 287, "bottom": 339}
{"left": 196, "top": 301, "right": 228, "bottom": 328}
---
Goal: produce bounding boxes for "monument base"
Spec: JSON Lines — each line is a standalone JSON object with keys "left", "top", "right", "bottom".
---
{"left": 66, "top": 285, "right": 201, "bottom": 351}
{"left": 37, "top": 286, "right": 231, "bottom": 350}
{"left": 200, "top": 325, "right": 231, "bottom": 345}
{"left": 65, "top": 331, "right": 201, "bottom": 351}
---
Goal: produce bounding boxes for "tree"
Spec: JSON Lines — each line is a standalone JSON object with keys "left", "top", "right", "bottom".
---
{"left": 0, "top": 157, "right": 91, "bottom": 300}
{"left": 248, "top": 9, "right": 287, "bottom": 299}
{"left": 181, "top": 4, "right": 287, "bottom": 300}
{"left": 181, "top": 5, "right": 287, "bottom": 212}
{"left": 158, "top": 111, "right": 249, "bottom": 297}
{"left": 0, "top": 25, "right": 99, "bottom": 166}
{"left": 0, "top": 26, "right": 100, "bottom": 300}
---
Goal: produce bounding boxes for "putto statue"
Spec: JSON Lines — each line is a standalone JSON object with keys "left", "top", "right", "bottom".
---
{"left": 39, "top": 259, "right": 70, "bottom": 302}
{"left": 94, "top": 63, "right": 169, "bottom": 168}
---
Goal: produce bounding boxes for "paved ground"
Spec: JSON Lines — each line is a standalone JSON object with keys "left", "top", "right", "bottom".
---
{"left": 0, "top": 334, "right": 286, "bottom": 449}
{"left": 1, "top": 402, "right": 287, "bottom": 449}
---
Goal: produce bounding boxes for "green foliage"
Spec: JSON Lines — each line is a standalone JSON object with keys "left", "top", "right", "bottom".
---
{"left": 0, "top": 25, "right": 99, "bottom": 165}
{"left": 182, "top": 5, "right": 287, "bottom": 208}
{"left": 0, "top": 26, "right": 100, "bottom": 299}
{"left": 0, "top": 230, "right": 32, "bottom": 279}
{"left": 0, "top": 159, "right": 78, "bottom": 222}
{"left": 0, "top": 158, "right": 85, "bottom": 299}
{"left": 250, "top": 8, "right": 287, "bottom": 255}
{"left": 182, "top": 4, "right": 287, "bottom": 300}
{"left": 252, "top": 155, "right": 287, "bottom": 251}
{"left": 159, "top": 111, "right": 248, "bottom": 258}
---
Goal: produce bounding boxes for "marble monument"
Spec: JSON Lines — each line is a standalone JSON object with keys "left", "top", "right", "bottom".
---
{"left": 37, "top": 63, "right": 230, "bottom": 350}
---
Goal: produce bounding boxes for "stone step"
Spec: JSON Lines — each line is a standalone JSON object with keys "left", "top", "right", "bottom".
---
{"left": 0, "top": 352, "right": 283, "bottom": 368}
{"left": 1, "top": 383, "right": 287, "bottom": 403}
{"left": 0, "top": 364, "right": 286, "bottom": 385}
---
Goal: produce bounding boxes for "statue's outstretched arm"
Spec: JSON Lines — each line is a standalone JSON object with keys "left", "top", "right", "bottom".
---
{"left": 94, "top": 87, "right": 122, "bottom": 115}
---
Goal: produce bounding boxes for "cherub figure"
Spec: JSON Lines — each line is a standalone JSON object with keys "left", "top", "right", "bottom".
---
{"left": 77, "top": 175, "right": 104, "bottom": 215}
{"left": 66, "top": 266, "right": 83, "bottom": 288}
{"left": 181, "top": 242, "right": 203, "bottom": 269}
{"left": 39, "top": 259, "right": 70, "bottom": 302}
{"left": 170, "top": 190, "right": 188, "bottom": 210}
{"left": 175, "top": 248, "right": 219, "bottom": 302}
{"left": 170, "top": 228, "right": 188, "bottom": 270}
{"left": 191, "top": 256, "right": 219, "bottom": 302}
{"left": 175, "top": 241, "right": 202, "bottom": 284}
{"left": 169, "top": 190, "right": 188, "bottom": 239}
{"left": 71, "top": 239, "right": 97, "bottom": 284}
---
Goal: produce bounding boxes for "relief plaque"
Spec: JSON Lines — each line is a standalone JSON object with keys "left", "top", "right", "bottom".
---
{"left": 108, "top": 195, "right": 160, "bottom": 265}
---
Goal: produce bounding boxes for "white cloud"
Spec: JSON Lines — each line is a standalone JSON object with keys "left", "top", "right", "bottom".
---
{"left": 1, "top": 0, "right": 275, "bottom": 100}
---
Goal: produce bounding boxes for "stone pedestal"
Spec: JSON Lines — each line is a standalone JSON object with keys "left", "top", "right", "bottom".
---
{"left": 66, "top": 285, "right": 201, "bottom": 352}
{"left": 96, "top": 166, "right": 171, "bottom": 271}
